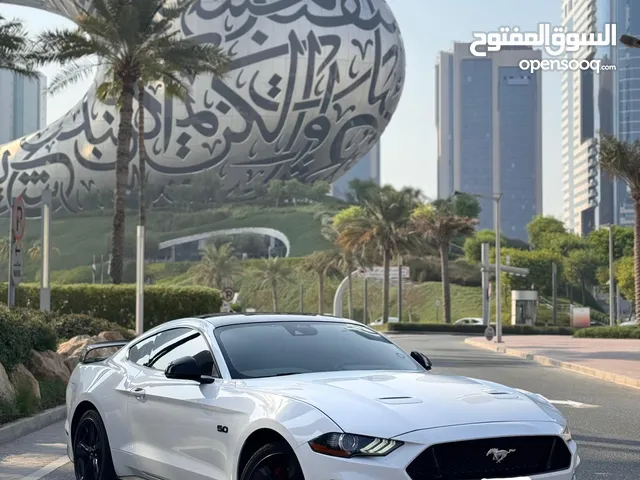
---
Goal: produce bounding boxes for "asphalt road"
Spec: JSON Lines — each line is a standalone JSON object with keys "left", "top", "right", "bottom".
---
{"left": 7, "top": 334, "right": 640, "bottom": 480}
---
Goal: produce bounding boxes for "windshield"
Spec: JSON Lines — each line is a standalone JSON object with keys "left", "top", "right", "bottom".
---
{"left": 214, "top": 321, "right": 422, "bottom": 379}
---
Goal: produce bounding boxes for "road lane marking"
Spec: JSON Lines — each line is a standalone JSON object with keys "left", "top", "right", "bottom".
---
{"left": 547, "top": 399, "right": 600, "bottom": 408}
{"left": 19, "top": 455, "right": 69, "bottom": 480}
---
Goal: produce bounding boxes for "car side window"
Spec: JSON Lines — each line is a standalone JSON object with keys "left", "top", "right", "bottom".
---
{"left": 128, "top": 328, "right": 191, "bottom": 366}
{"left": 147, "top": 331, "right": 216, "bottom": 375}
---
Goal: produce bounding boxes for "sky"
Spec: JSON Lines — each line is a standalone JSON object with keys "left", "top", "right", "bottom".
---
{"left": 0, "top": 0, "right": 563, "bottom": 218}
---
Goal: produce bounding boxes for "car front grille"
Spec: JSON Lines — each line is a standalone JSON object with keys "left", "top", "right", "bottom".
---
{"left": 406, "top": 435, "right": 572, "bottom": 480}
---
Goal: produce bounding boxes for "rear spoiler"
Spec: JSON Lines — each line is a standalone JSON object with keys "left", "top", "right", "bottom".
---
{"left": 80, "top": 340, "right": 129, "bottom": 364}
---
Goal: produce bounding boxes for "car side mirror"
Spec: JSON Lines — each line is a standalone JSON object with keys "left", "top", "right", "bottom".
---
{"left": 410, "top": 351, "right": 432, "bottom": 371}
{"left": 165, "top": 356, "right": 215, "bottom": 384}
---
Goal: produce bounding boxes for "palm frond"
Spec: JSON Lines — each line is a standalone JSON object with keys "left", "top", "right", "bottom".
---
{"left": 599, "top": 133, "right": 640, "bottom": 196}
{"left": 47, "top": 60, "right": 101, "bottom": 95}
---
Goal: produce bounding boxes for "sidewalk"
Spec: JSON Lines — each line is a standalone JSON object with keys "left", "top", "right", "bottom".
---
{"left": 465, "top": 335, "right": 640, "bottom": 390}
{"left": 0, "top": 421, "right": 67, "bottom": 480}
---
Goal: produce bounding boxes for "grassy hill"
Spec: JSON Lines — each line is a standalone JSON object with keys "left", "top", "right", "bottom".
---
{"left": 0, "top": 204, "right": 334, "bottom": 281}
{"left": 48, "top": 257, "right": 568, "bottom": 325}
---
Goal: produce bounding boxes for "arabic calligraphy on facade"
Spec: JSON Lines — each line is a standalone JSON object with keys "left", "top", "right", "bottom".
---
{"left": 0, "top": 0, "right": 405, "bottom": 217}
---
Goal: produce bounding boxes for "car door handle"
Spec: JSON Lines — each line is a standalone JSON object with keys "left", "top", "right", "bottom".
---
{"left": 131, "top": 388, "right": 146, "bottom": 400}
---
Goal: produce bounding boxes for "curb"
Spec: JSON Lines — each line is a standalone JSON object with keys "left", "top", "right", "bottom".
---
{"left": 0, "top": 405, "right": 66, "bottom": 445}
{"left": 384, "top": 331, "right": 484, "bottom": 336}
{"left": 464, "top": 338, "right": 640, "bottom": 391}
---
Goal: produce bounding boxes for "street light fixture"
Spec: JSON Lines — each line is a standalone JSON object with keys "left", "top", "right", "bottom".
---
{"left": 620, "top": 34, "right": 640, "bottom": 48}
{"left": 453, "top": 191, "right": 504, "bottom": 343}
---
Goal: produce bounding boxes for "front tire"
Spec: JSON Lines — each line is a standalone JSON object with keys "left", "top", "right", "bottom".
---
{"left": 73, "top": 409, "right": 117, "bottom": 480}
{"left": 240, "top": 441, "right": 305, "bottom": 480}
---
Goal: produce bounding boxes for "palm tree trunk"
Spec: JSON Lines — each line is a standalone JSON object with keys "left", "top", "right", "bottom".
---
{"left": 347, "top": 271, "right": 353, "bottom": 319}
{"left": 318, "top": 274, "right": 324, "bottom": 313}
{"left": 634, "top": 195, "right": 640, "bottom": 322}
{"left": 382, "top": 248, "right": 391, "bottom": 324}
{"left": 272, "top": 280, "right": 279, "bottom": 312}
{"left": 110, "top": 77, "right": 136, "bottom": 284}
{"left": 138, "top": 83, "right": 147, "bottom": 227}
{"left": 440, "top": 243, "right": 452, "bottom": 323}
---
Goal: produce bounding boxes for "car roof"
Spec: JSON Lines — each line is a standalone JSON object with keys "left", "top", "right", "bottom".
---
{"left": 194, "top": 312, "right": 364, "bottom": 329}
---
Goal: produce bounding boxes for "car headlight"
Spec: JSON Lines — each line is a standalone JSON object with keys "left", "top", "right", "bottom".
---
{"left": 309, "top": 432, "right": 403, "bottom": 458}
{"left": 561, "top": 425, "right": 572, "bottom": 442}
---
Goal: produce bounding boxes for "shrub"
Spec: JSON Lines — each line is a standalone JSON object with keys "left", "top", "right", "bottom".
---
{"left": 573, "top": 326, "right": 640, "bottom": 339}
{"left": 407, "top": 256, "right": 482, "bottom": 286}
{"left": 590, "top": 310, "right": 610, "bottom": 325}
{"left": 39, "top": 379, "right": 68, "bottom": 410}
{"left": 0, "top": 379, "right": 67, "bottom": 425}
{"left": 0, "top": 283, "right": 222, "bottom": 329}
{"left": 0, "top": 306, "right": 57, "bottom": 373}
{"left": 51, "top": 314, "right": 134, "bottom": 341}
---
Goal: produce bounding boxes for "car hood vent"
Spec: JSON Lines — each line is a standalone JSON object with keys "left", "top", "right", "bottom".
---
{"left": 376, "top": 396, "right": 423, "bottom": 405}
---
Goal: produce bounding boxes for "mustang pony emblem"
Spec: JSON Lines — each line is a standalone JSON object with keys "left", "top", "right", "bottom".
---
{"left": 486, "top": 448, "right": 516, "bottom": 463}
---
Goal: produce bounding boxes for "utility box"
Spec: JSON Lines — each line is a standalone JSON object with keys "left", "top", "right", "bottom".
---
{"left": 511, "top": 291, "right": 538, "bottom": 326}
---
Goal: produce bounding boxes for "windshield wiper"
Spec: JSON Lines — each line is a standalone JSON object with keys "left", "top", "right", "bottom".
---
{"left": 263, "top": 371, "right": 305, "bottom": 377}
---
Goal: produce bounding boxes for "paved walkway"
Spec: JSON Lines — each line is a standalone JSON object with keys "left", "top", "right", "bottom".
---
{"left": 0, "top": 422, "right": 67, "bottom": 480}
{"left": 466, "top": 335, "right": 640, "bottom": 388}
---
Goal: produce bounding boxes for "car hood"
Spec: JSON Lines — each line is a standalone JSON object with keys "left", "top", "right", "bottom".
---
{"left": 243, "top": 371, "right": 564, "bottom": 438}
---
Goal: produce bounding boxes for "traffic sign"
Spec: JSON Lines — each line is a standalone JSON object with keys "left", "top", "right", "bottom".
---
{"left": 221, "top": 287, "right": 235, "bottom": 303}
{"left": 221, "top": 301, "right": 232, "bottom": 313}
{"left": 11, "top": 242, "right": 23, "bottom": 284}
{"left": 435, "top": 300, "right": 441, "bottom": 307}
{"left": 12, "top": 196, "right": 26, "bottom": 241}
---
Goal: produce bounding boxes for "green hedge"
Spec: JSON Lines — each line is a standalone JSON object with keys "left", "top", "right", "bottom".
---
{"left": 376, "top": 322, "right": 575, "bottom": 335}
{"left": 573, "top": 326, "right": 640, "bottom": 339}
{"left": 0, "top": 283, "right": 222, "bottom": 329}
{"left": 52, "top": 314, "right": 134, "bottom": 341}
{"left": 0, "top": 306, "right": 57, "bottom": 373}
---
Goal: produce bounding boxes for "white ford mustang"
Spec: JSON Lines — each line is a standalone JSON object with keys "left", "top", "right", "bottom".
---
{"left": 65, "top": 314, "right": 580, "bottom": 480}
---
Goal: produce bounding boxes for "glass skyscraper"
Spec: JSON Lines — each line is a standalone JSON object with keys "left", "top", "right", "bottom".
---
{"left": 562, "top": 0, "right": 639, "bottom": 233}
{"left": 436, "top": 44, "right": 543, "bottom": 242}
{"left": 330, "top": 141, "right": 381, "bottom": 200}
{"left": 0, "top": 70, "right": 47, "bottom": 144}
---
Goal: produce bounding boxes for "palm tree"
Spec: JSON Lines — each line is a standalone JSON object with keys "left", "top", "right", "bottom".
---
{"left": 27, "top": 240, "right": 61, "bottom": 261}
{"left": 192, "top": 242, "right": 240, "bottom": 290}
{"left": 253, "top": 258, "right": 291, "bottom": 312}
{"left": 599, "top": 134, "right": 640, "bottom": 323}
{"left": 410, "top": 201, "right": 477, "bottom": 324}
{"left": 299, "top": 251, "right": 338, "bottom": 314}
{"left": 0, "top": 15, "right": 37, "bottom": 77}
{"left": 32, "top": 0, "right": 231, "bottom": 284}
{"left": 322, "top": 222, "right": 359, "bottom": 318}
{"left": 0, "top": 238, "right": 9, "bottom": 263}
{"left": 334, "top": 185, "right": 421, "bottom": 324}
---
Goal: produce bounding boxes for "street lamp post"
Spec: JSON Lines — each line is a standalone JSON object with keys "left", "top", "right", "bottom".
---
{"left": 604, "top": 224, "right": 616, "bottom": 326}
{"left": 453, "top": 191, "right": 504, "bottom": 342}
{"left": 493, "top": 194, "right": 504, "bottom": 343}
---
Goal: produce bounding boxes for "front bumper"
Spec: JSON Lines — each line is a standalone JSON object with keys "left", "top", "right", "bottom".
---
{"left": 294, "top": 422, "right": 580, "bottom": 480}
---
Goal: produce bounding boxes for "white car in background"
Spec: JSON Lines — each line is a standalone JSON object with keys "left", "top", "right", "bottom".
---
{"left": 64, "top": 313, "right": 579, "bottom": 480}
{"left": 370, "top": 316, "right": 400, "bottom": 326}
{"left": 454, "top": 317, "right": 484, "bottom": 325}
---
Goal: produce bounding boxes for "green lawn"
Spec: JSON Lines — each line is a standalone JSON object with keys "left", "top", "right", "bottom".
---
{"left": 1, "top": 204, "right": 334, "bottom": 281}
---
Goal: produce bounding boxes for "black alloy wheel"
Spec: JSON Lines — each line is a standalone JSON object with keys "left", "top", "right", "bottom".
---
{"left": 242, "top": 442, "right": 305, "bottom": 480}
{"left": 73, "top": 410, "right": 117, "bottom": 480}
